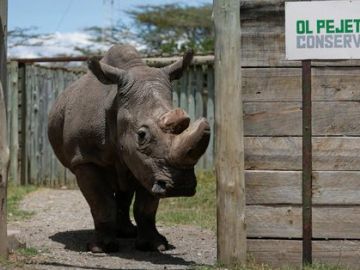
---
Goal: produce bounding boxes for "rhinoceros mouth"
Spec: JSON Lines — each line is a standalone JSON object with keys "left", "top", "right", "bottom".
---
{"left": 151, "top": 172, "right": 197, "bottom": 198}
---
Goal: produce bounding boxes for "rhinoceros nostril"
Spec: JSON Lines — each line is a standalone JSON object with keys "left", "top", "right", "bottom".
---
{"left": 152, "top": 180, "right": 168, "bottom": 195}
{"left": 157, "top": 180, "right": 167, "bottom": 190}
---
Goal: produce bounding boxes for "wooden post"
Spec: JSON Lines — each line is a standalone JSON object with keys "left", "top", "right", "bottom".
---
{"left": 214, "top": 0, "right": 246, "bottom": 265}
{"left": 302, "top": 60, "right": 312, "bottom": 265}
{"left": 0, "top": 0, "right": 8, "bottom": 258}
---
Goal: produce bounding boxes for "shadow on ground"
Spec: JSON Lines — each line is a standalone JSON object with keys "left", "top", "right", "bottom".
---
{"left": 50, "top": 230, "right": 197, "bottom": 268}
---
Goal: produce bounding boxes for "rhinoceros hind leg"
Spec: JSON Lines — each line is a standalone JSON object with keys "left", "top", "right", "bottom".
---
{"left": 74, "top": 163, "right": 119, "bottom": 253}
{"left": 115, "top": 190, "right": 137, "bottom": 238}
{"left": 133, "top": 188, "right": 168, "bottom": 252}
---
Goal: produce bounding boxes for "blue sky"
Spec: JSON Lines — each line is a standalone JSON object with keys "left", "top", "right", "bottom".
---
{"left": 8, "top": 0, "right": 211, "bottom": 57}
{"left": 9, "top": 0, "right": 211, "bottom": 33}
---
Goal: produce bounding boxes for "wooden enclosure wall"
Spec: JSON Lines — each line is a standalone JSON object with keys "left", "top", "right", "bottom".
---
{"left": 241, "top": 0, "right": 360, "bottom": 268}
{"left": 6, "top": 63, "right": 84, "bottom": 187}
{"left": 5, "top": 60, "right": 215, "bottom": 187}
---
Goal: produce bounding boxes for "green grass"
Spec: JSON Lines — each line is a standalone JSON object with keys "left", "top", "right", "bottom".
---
{"left": 15, "top": 247, "right": 38, "bottom": 257}
{"left": 7, "top": 183, "right": 37, "bottom": 221}
{"left": 157, "top": 170, "right": 216, "bottom": 230}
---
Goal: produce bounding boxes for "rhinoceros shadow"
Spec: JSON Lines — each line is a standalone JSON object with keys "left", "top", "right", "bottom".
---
{"left": 50, "top": 229, "right": 199, "bottom": 267}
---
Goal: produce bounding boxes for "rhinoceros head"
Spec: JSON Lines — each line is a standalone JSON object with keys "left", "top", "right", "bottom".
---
{"left": 87, "top": 49, "right": 210, "bottom": 198}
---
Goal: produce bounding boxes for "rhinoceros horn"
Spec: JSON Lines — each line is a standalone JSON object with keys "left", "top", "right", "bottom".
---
{"left": 161, "top": 50, "right": 194, "bottom": 81}
{"left": 168, "top": 118, "right": 210, "bottom": 167}
{"left": 159, "top": 109, "right": 190, "bottom": 134}
{"left": 88, "top": 56, "right": 130, "bottom": 86}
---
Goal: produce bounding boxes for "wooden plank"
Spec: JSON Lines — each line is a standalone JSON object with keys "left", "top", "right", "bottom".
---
{"left": 171, "top": 80, "right": 179, "bottom": 107}
{"left": 246, "top": 170, "right": 301, "bottom": 205}
{"left": 248, "top": 239, "right": 301, "bottom": 268}
{"left": 244, "top": 102, "right": 301, "bottom": 136}
{"left": 205, "top": 65, "right": 214, "bottom": 169}
{"left": 248, "top": 239, "right": 360, "bottom": 269}
{"left": 57, "top": 70, "right": 66, "bottom": 187}
{"left": 244, "top": 101, "right": 360, "bottom": 136}
{"left": 187, "top": 68, "right": 195, "bottom": 121}
{"left": 246, "top": 170, "right": 360, "bottom": 205}
{"left": 179, "top": 70, "right": 188, "bottom": 112}
{"left": 242, "top": 67, "right": 360, "bottom": 102}
{"left": 313, "top": 240, "right": 360, "bottom": 268}
{"left": 31, "top": 66, "right": 40, "bottom": 185}
{"left": 19, "top": 63, "right": 28, "bottom": 185}
{"left": 195, "top": 66, "right": 205, "bottom": 169}
{"left": 248, "top": 205, "right": 360, "bottom": 239}
{"left": 245, "top": 137, "right": 360, "bottom": 171}
{"left": 8, "top": 62, "right": 18, "bottom": 184}
{"left": 247, "top": 205, "right": 302, "bottom": 238}
{"left": 25, "top": 65, "right": 33, "bottom": 184}
{"left": 214, "top": 0, "right": 246, "bottom": 264}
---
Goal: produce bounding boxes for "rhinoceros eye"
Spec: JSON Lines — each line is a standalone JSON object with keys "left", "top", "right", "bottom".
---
{"left": 137, "top": 127, "right": 151, "bottom": 145}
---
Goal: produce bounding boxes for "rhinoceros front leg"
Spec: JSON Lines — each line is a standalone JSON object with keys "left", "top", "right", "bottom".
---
{"left": 74, "top": 164, "right": 119, "bottom": 253}
{"left": 115, "top": 190, "right": 137, "bottom": 238}
{"left": 133, "top": 187, "right": 168, "bottom": 251}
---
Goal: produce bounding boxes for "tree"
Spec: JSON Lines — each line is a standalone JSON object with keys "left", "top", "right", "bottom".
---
{"left": 129, "top": 4, "right": 214, "bottom": 55}
{"left": 74, "top": 23, "right": 134, "bottom": 55}
{"left": 8, "top": 27, "right": 50, "bottom": 49}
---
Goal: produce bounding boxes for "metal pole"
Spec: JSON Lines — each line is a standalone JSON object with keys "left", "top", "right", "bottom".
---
{"left": 302, "top": 59, "right": 312, "bottom": 266}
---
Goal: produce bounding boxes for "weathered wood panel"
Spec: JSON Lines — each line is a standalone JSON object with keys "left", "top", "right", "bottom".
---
{"left": 205, "top": 65, "right": 214, "bottom": 169}
{"left": 247, "top": 205, "right": 360, "bottom": 239}
{"left": 19, "top": 64, "right": 82, "bottom": 187}
{"left": 214, "top": 0, "right": 246, "bottom": 264}
{"left": 244, "top": 101, "right": 360, "bottom": 136}
{"left": 247, "top": 205, "right": 301, "bottom": 238}
{"left": 7, "top": 62, "right": 19, "bottom": 184}
{"left": 243, "top": 67, "right": 360, "bottom": 102}
{"left": 246, "top": 170, "right": 360, "bottom": 205}
{"left": 245, "top": 137, "right": 360, "bottom": 171}
{"left": 248, "top": 239, "right": 360, "bottom": 269}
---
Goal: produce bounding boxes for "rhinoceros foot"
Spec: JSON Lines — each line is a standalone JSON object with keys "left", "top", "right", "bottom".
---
{"left": 87, "top": 239, "right": 120, "bottom": 253}
{"left": 135, "top": 232, "right": 168, "bottom": 252}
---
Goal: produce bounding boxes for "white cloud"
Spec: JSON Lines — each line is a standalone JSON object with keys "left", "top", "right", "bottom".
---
{"left": 9, "top": 31, "right": 108, "bottom": 58}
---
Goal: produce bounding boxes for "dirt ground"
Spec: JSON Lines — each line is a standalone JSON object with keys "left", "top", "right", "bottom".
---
{"left": 7, "top": 189, "right": 216, "bottom": 270}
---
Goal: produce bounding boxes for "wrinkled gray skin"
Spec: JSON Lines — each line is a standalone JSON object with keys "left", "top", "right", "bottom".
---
{"left": 48, "top": 45, "right": 210, "bottom": 253}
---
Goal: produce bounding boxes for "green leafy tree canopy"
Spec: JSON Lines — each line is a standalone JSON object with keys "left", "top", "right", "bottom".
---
{"left": 129, "top": 4, "right": 214, "bottom": 55}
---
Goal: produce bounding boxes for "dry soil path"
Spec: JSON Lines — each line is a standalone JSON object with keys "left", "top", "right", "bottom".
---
{"left": 8, "top": 189, "right": 216, "bottom": 270}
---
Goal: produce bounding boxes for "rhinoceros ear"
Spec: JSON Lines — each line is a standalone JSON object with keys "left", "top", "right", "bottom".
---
{"left": 88, "top": 56, "right": 129, "bottom": 86}
{"left": 161, "top": 50, "right": 194, "bottom": 81}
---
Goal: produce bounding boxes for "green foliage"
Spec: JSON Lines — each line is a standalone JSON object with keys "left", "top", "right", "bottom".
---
{"left": 157, "top": 170, "right": 216, "bottom": 230}
{"left": 129, "top": 4, "right": 214, "bottom": 54}
{"left": 8, "top": 27, "right": 50, "bottom": 49}
{"left": 74, "top": 23, "right": 134, "bottom": 56}
{"left": 7, "top": 183, "right": 37, "bottom": 221}
{"left": 16, "top": 247, "right": 38, "bottom": 257}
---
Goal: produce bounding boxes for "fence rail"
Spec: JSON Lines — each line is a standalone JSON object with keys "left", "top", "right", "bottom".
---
{"left": 5, "top": 59, "right": 215, "bottom": 187}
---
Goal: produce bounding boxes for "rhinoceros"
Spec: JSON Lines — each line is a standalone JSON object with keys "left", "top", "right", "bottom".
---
{"left": 48, "top": 45, "right": 210, "bottom": 253}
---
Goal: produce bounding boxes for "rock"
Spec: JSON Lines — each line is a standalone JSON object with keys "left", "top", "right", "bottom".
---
{"left": 7, "top": 229, "right": 25, "bottom": 252}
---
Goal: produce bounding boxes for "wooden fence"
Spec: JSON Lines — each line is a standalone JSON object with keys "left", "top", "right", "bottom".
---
{"left": 5, "top": 59, "right": 215, "bottom": 187}
{"left": 241, "top": 0, "right": 360, "bottom": 268}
